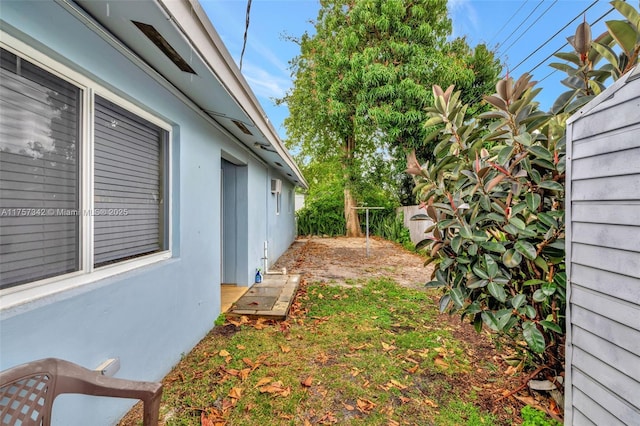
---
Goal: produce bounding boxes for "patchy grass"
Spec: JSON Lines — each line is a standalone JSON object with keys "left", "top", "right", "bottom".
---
{"left": 121, "top": 278, "right": 508, "bottom": 425}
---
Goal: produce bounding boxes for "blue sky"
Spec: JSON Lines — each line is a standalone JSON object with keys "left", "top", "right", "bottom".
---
{"left": 202, "top": 0, "right": 617, "bottom": 139}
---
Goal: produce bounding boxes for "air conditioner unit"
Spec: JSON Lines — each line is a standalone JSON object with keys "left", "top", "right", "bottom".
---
{"left": 271, "top": 178, "right": 282, "bottom": 194}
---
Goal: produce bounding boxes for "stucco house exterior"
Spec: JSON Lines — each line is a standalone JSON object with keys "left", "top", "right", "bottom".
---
{"left": 0, "top": 0, "right": 306, "bottom": 424}
{"left": 564, "top": 65, "right": 640, "bottom": 424}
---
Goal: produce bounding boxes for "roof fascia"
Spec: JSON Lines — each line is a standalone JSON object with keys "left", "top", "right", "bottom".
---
{"left": 157, "top": 0, "right": 307, "bottom": 188}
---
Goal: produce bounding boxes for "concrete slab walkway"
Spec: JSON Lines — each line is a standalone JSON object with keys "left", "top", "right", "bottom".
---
{"left": 227, "top": 274, "right": 300, "bottom": 319}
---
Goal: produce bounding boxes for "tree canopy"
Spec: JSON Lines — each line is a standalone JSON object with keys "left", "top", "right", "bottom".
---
{"left": 283, "top": 0, "right": 501, "bottom": 235}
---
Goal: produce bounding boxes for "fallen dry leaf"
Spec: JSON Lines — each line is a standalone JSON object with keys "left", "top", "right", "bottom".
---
{"left": 406, "top": 364, "right": 419, "bottom": 374}
{"left": 255, "top": 377, "right": 273, "bottom": 387}
{"left": 434, "top": 356, "right": 449, "bottom": 369}
{"left": 236, "top": 344, "right": 246, "bottom": 350}
{"left": 280, "top": 344, "right": 291, "bottom": 353}
{"left": 258, "top": 380, "right": 291, "bottom": 397}
{"left": 424, "top": 397, "right": 439, "bottom": 408}
{"left": 399, "top": 396, "right": 411, "bottom": 404}
{"left": 218, "top": 349, "right": 230, "bottom": 357}
{"left": 381, "top": 342, "right": 396, "bottom": 352}
{"left": 228, "top": 387, "right": 242, "bottom": 400}
{"left": 342, "top": 402, "right": 355, "bottom": 411}
{"left": 390, "top": 379, "right": 407, "bottom": 390}
{"left": 238, "top": 368, "right": 251, "bottom": 381}
{"left": 200, "top": 410, "right": 225, "bottom": 426}
{"left": 356, "top": 398, "right": 376, "bottom": 413}
{"left": 301, "top": 376, "right": 313, "bottom": 387}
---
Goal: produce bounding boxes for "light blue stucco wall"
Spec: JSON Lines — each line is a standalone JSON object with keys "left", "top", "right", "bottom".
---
{"left": 0, "top": 1, "right": 297, "bottom": 424}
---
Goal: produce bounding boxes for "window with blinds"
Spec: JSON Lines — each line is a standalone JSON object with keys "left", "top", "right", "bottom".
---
{"left": 0, "top": 45, "right": 170, "bottom": 291}
{"left": 0, "top": 48, "right": 80, "bottom": 289}
{"left": 93, "top": 96, "right": 167, "bottom": 266}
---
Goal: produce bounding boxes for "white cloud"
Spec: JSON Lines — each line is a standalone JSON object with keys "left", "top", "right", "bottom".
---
{"left": 242, "top": 62, "right": 291, "bottom": 100}
{"left": 449, "top": 0, "right": 480, "bottom": 41}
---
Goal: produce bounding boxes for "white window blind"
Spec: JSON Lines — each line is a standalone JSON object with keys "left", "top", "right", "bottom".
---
{"left": 93, "top": 96, "right": 166, "bottom": 266}
{"left": 0, "top": 48, "right": 80, "bottom": 289}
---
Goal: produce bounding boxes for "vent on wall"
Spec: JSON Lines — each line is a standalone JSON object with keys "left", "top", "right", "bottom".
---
{"left": 132, "top": 21, "right": 196, "bottom": 74}
{"left": 271, "top": 179, "right": 282, "bottom": 194}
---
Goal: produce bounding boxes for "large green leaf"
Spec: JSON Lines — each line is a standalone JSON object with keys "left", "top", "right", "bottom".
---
{"left": 552, "top": 90, "right": 576, "bottom": 114}
{"left": 538, "top": 180, "right": 564, "bottom": 191}
{"left": 472, "top": 264, "right": 489, "bottom": 280}
{"left": 426, "top": 280, "right": 445, "bottom": 288}
{"left": 485, "top": 254, "right": 499, "bottom": 278}
{"left": 592, "top": 42, "right": 621, "bottom": 72}
{"left": 450, "top": 288, "right": 465, "bottom": 309}
{"left": 515, "top": 240, "right": 537, "bottom": 260}
{"left": 526, "top": 193, "right": 541, "bottom": 212}
{"left": 528, "top": 146, "right": 553, "bottom": 161}
{"left": 533, "top": 289, "right": 547, "bottom": 302}
{"left": 480, "top": 241, "right": 506, "bottom": 253}
{"left": 439, "top": 294, "right": 451, "bottom": 313}
{"left": 467, "top": 279, "right": 488, "bottom": 289}
{"left": 488, "top": 281, "right": 507, "bottom": 303}
{"left": 523, "top": 322, "right": 546, "bottom": 353}
{"left": 541, "top": 282, "right": 557, "bottom": 296}
{"left": 540, "top": 320, "right": 563, "bottom": 334}
{"left": 502, "top": 249, "right": 522, "bottom": 268}
{"left": 612, "top": 0, "right": 640, "bottom": 30}
{"left": 606, "top": 20, "right": 638, "bottom": 57}
{"left": 511, "top": 294, "right": 527, "bottom": 309}
{"left": 481, "top": 311, "right": 500, "bottom": 331}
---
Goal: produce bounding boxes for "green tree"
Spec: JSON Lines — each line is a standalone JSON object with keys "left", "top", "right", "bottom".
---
{"left": 283, "top": 0, "right": 500, "bottom": 236}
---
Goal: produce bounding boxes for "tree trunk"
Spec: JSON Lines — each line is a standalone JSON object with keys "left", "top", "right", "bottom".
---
{"left": 344, "top": 186, "right": 362, "bottom": 237}
{"left": 342, "top": 134, "right": 362, "bottom": 237}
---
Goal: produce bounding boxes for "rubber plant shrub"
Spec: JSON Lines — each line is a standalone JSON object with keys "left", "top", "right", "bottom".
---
{"left": 407, "top": 75, "right": 566, "bottom": 375}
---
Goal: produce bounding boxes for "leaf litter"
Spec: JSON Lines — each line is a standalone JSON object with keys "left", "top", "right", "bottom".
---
{"left": 118, "top": 237, "right": 543, "bottom": 425}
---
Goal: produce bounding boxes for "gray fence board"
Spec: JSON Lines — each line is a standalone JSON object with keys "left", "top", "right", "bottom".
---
{"left": 572, "top": 244, "right": 640, "bottom": 279}
{"left": 571, "top": 222, "right": 640, "bottom": 252}
{"left": 572, "top": 123, "right": 640, "bottom": 159}
{"left": 572, "top": 285, "right": 640, "bottom": 330}
{"left": 572, "top": 174, "right": 640, "bottom": 201}
{"left": 572, "top": 348, "right": 639, "bottom": 408}
{"left": 572, "top": 326, "right": 640, "bottom": 380}
{"left": 573, "top": 369, "right": 639, "bottom": 425}
{"left": 572, "top": 264, "right": 640, "bottom": 305}
{"left": 572, "top": 202, "right": 640, "bottom": 226}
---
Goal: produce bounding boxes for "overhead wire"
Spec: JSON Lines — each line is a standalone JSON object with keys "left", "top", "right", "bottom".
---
{"left": 510, "top": 0, "right": 600, "bottom": 73}
{"left": 499, "top": 0, "right": 560, "bottom": 61}
{"left": 496, "top": 0, "right": 546, "bottom": 60}
{"left": 487, "top": 0, "right": 531, "bottom": 46}
{"left": 532, "top": 4, "right": 616, "bottom": 83}
{"left": 239, "top": 0, "right": 252, "bottom": 71}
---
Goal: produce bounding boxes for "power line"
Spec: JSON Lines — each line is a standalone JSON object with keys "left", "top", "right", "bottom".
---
{"left": 488, "top": 0, "right": 531, "bottom": 46}
{"left": 529, "top": 4, "right": 616, "bottom": 76}
{"left": 511, "top": 0, "right": 600, "bottom": 73}
{"left": 496, "top": 1, "right": 546, "bottom": 59}
{"left": 500, "top": 0, "right": 559, "bottom": 61}
{"left": 239, "top": 0, "right": 252, "bottom": 71}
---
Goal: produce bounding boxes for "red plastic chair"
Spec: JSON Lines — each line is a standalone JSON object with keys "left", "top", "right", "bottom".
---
{"left": 0, "top": 358, "right": 162, "bottom": 425}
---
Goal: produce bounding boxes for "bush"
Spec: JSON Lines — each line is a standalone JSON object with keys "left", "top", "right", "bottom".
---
{"left": 407, "top": 75, "right": 566, "bottom": 372}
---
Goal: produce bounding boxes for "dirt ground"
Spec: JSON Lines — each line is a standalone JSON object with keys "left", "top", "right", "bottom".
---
{"left": 273, "top": 236, "right": 431, "bottom": 290}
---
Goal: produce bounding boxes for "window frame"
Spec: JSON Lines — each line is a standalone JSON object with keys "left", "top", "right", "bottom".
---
{"left": 0, "top": 33, "right": 172, "bottom": 308}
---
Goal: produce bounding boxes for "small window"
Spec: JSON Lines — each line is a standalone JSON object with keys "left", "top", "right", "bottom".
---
{"left": 0, "top": 45, "right": 170, "bottom": 291}
{"left": 0, "top": 49, "right": 81, "bottom": 289}
{"left": 93, "top": 96, "right": 168, "bottom": 267}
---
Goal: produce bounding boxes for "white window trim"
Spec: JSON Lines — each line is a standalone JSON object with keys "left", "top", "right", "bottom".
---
{"left": 0, "top": 32, "right": 173, "bottom": 310}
